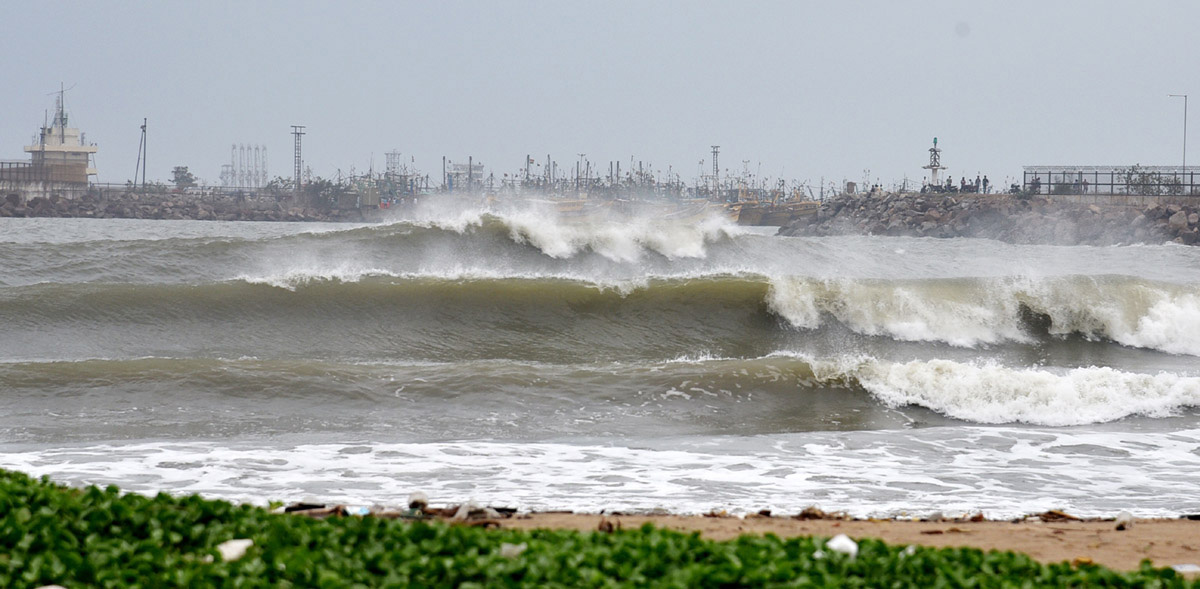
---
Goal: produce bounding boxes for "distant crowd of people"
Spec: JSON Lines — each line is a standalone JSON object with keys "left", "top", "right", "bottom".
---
{"left": 921, "top": 174, "right": 990, "bottom": 194}
{"left": 1023, "top": 176, "right": 1091, "bottom": 194}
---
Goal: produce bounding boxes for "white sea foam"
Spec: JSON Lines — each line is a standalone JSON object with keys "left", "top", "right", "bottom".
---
{"left": 502, "top": 209, "right": 738, "bottom": 262}
{"left": 768, "top": 277, "right": 1031, "bottom": 346}
{"left": 236, "top": 265, "right": 402, "bottom": 290}
{"left": 3, "top": 426, "right": 1197, "bottom": 518}
{"left": 846, "top": 359, "right": 1200, "bottom": 425}
{"left": 767, "top": 275, "right": 1200, "bottom": 355}
{"left": 398, "top": 201, "right": 742, "bottom": 263}
{"left": 664, "top": 352, "right": 727, "bottom": 364}
{"left": 1100, "top": 292, "right": 1200, "bottom": 356}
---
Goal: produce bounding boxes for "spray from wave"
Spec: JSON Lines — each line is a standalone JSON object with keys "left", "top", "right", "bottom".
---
{"left": 408, "top": 206, "right": 744, "bottom": 262}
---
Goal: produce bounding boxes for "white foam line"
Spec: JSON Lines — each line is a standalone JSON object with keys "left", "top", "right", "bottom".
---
{"left": 3, "top": 427, "right": 1198, "bottom": 519}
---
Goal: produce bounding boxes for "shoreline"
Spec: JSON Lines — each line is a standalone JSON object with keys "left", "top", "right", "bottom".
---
{"left": 276, "top": 499, "right": 1200, "bottom": 573}
{"left": 499, "top": 513, "right": 1200, "bottom": 573}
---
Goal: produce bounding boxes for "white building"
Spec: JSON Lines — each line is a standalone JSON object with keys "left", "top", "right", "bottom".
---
{"left": 23, "top": 93, "right": 98, "bottom": 182}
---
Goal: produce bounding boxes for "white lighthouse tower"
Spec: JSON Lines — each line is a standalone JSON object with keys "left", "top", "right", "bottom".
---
{"left": 922, "top": 137, "right": 945, "bottom": 187}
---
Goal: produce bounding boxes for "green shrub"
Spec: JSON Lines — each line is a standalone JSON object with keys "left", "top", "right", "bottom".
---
{"left": 0, "top": 469, "right": 1192, "bottom": 587}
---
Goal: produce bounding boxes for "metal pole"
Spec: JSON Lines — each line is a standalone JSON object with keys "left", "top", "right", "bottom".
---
{"left": 1170, "top": 94, "right": 1187, "bottom": 191}
{"left": 133, "top": 121, "right": 144, "bottom": 188}
{"left": 141, "top": 118, "right": 147, "bottom": 189}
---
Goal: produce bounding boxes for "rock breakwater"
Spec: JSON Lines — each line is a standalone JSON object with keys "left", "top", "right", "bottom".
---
{"left": 0, "top": 192, "right": 372, "bottom": 223}
{"left": 779, "top": 193, "right": 1200, "bottom": 246}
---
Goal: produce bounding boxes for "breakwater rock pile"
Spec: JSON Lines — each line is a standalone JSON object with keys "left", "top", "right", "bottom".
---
{"left": 779, "top": 193, "right": 1200, "bottom": 246}
{"left": 0, "top": 192, "right": 370, "bottom": 223}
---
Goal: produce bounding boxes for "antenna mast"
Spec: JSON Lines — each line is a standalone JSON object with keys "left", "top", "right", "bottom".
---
{"left": 291, "top": 125, "right": 306, "bottom": 201}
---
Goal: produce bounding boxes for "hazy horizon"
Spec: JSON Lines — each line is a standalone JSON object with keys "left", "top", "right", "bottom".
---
{"left": 2, "top": 1, "right": 1196, "bottom": 190}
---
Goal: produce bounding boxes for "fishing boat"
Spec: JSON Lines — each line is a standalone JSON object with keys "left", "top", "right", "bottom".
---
{"left": 731, "top": 200, "right": 819, "bottom": 226}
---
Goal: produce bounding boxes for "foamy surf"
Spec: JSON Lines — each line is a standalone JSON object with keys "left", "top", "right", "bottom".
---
{"left": 768, "top": 275, "right": 1200, "bottom": 356}
{"left": 376, "top": 201, "right": 745, "bottom": 262}
{"left": 235, "top": 266, "right": 403, "bottom": 290}
{"left": 844, "top": 358, "right": 1200, "bottom": 425}
{"left": 3, "top": 426, "right": 1197, "bottom": 519}
{"left": 498, "top": 210, "right": 740, "bottom": 261}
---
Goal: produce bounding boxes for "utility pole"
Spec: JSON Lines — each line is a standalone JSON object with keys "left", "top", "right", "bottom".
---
{"left": 577, "top": 153, "right": 585, "bottom": 194}
{"left": 711, "top": 145, "right": 720, "bottom": 200}
{"left": 133, "top": 118, "right": 147, "bottom": 191}
{"left": 1170, "top": 94, "right": 1188, "bottom": 190}
{"left": 291, "top": 125, "right": 305, "bottom": 201}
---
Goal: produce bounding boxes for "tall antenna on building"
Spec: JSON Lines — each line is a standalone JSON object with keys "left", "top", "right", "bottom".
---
{"left": 58, "top": 83, "right": 66, "bottom": 144}
{"left": 291, "top": 125, "right": 305, "bottom": 200}
{"left": 386, "top": 150, "right": 401, "bottom": 177}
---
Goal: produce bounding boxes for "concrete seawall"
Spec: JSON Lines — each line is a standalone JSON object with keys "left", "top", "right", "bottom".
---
{"left": 779, "top": 193, "right": 1200, "bottom": 246}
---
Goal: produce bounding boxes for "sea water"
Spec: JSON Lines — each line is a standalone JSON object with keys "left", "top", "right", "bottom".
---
{"left": 1, "top": 205, "right": 1197, "bottom": 518}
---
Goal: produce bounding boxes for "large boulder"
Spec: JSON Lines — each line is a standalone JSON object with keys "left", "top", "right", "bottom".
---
{"left": 1168, "top": 210, "right": 1189, "bottom": 232}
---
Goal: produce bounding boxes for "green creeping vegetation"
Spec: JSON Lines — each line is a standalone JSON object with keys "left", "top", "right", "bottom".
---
{"left": 0, "top": 470, "right": 1192, "bottom": 588}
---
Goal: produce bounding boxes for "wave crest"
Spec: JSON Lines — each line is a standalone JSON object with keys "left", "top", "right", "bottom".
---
{"left": 845, "top": 358, "right": 1200, "bottom": 426}
{"left": 768, "top": 276, "right": 1200, "bottom": 356}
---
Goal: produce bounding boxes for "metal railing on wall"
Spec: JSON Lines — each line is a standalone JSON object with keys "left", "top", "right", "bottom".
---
{"left": 1022, "top": 167, "right": 1200, "bottom": 196}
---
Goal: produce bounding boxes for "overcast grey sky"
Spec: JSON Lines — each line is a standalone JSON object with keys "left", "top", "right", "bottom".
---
{"left": 3, "top": 1, "right": 1196, "bottom": 188}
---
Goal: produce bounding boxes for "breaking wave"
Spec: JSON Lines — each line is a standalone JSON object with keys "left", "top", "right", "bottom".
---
{"left": 767, "top": 275, "right": 1200, "bottom": 355}
{"left": 4, "top": 272, "right": 1198, "bottom": 357}
{"left": 834, "top": 357, "right": 1200, "bottom": 425}
{"left": 4, "top": 353, "right": 1196, "bottom": 428}
{"left": 261, "top": 209, "right": 745, "bottom": 262}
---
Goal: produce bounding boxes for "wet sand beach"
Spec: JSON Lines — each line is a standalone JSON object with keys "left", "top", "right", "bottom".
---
{"left": 498, "top": 514, "right": 1200, "bottom": 573}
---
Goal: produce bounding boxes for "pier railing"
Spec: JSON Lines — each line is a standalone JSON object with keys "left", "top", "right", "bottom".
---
{"left": 1022, "top": 166, "right": 1200, "bottom": 197}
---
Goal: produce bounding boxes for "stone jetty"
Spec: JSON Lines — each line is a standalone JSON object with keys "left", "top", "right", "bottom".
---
{"left": 0, "top": 192, "right": 372, "bottom": 223}
{"left": 779, "top": 193, "right": 1200, "bottom": 246}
